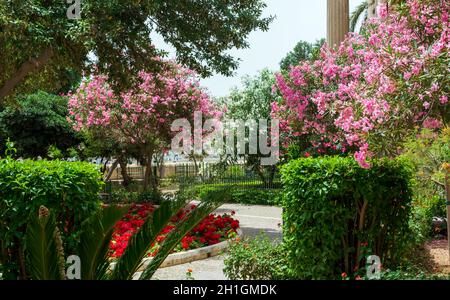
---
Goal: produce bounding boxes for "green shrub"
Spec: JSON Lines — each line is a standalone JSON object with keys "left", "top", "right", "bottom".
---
{"left": 403, "top": 128, "right": 449, "bottom": 240}
{"left": 0, "top": 158, "right": 103, "bottom": 279}
{"left": 223, "top": 234, "right": 291, "bottom": 280}
{"left": 192, "top": 184, "right": 281, "bottom": 206}
{"left": 411, "top": 195, "right": 447, "bottom": 243}
{"left": 105, "top": 186, "right": 139, "bottom": 204}
{"left": 280, "top": 156, "right": 415, "bottom": 279}
{"left": 102, "top": 183, "right": 163, "bottom": 205}
{"left": 137, "top": 189, "right": 163, "bottom": 204}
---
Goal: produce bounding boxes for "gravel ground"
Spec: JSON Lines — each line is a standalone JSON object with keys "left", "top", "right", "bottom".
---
{"left": 149, "top": 203, "right": 283, "bottom": 280}
{"left": 426, "top": 239, "right": 450, "bottom": 275}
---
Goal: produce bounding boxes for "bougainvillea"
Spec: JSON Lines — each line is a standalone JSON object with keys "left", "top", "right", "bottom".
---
{"left": 273, "top": 0, "right": 449, "bottom": 167}
{"left": 109, "top": 203, "right": 239, "bottom": 258}
{"left": 68, "top": 60, "right": 221, "bottom": 187}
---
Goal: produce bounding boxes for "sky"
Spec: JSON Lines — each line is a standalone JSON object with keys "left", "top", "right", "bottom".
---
{"left": 152, "top": 0, "right": 365, "bottom": 98}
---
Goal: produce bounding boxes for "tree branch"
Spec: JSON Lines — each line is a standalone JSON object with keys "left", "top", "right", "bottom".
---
{"left": 0, "top": 47, "right": 54, "bottom": 100}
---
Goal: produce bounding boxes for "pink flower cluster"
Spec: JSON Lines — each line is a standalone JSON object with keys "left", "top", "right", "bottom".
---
{"left": 68, "top": 60, "right": 220, "bottom": 147}
{"left": 273, "top": 0, "right": 449, "bottom": 167}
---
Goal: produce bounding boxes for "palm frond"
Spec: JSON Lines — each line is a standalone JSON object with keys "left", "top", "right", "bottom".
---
{"left": 79, "top": 205, "right": 128, "bottom": 280}
{"left": 350, "top": 1, "right": 368, "bottom": 32}
{"left": 109, "top": 198, "right": 189, "bottom": 280}
{"left": 139, "top": 189, "right": 228, "bottom": 280}
{"left": 25, "top": 206, "right": 65, "bottom": 280}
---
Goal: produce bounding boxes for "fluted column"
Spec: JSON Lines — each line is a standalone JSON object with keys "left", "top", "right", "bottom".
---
{"left": 368, "top": 0, "right": 386, "bottom": 19}
{"left": 327, "top": 0, "right": 349, "bottom": 48}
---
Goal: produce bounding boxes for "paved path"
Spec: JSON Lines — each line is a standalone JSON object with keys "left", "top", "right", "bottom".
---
{"left": 151, "top": 203, "right": 282, "bottom": 280}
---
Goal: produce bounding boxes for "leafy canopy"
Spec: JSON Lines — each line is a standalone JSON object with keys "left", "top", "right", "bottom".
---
{"left": 0, "top": 0, "right": 272, "bottom": 101}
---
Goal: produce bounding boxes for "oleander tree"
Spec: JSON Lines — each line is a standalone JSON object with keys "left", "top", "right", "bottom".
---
{"left": 272, "top": 0, "right": 449, "bottom": 168}
{"left": 68, "top": 60, "right": 220, "bottom": 190}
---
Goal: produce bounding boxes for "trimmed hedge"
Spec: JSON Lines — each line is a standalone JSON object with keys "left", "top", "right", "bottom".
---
{"left": 0, "top": 158, "right": 103, "bottom": 279}
{"left": 281, "top": 156, "right": 415, "bottom": 279}
{"left": 192, "top": 183, "right": 281, "bottom": 206}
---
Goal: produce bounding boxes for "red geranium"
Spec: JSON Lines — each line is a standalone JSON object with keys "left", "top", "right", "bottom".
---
{"left": 109, "top": 204, "right": 239, "bottom": 258}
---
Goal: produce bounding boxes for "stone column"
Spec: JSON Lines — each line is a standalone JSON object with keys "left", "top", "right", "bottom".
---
{"left": 327, "top": 0, "right": 349, "bottom": 48}
{"left": 368, "top": 0, "right": 386, "bottom": 19}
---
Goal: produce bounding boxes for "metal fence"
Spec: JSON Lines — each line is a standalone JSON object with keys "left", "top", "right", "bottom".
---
{"left": 175, "top": 162, "right": 281, "bottom": 189}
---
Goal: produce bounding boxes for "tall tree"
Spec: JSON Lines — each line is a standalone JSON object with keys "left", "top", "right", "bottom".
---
{"left": 68, "top": 61, "right": 220, "bottom": 190}
{"left": 0, "top": 91, "right": 81, "bottom": 158}
{"left": 0, "top": 0, "right": 272, "bottom": 102}
{"left": 279, "top": 39, "right": 325, "bottom": 72}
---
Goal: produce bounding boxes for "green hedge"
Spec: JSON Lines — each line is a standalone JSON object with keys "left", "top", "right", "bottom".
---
{"left": 0, "top": 158, "right": 103, "bottom": 279}
{"left": 192, "top": 183, "right": 281, "bottom": 206}
{"left": 224, "top": 234, "right": 292, "bottom": 280}
{"left": 280, "top": 156, "right": 415, "bottom": 279}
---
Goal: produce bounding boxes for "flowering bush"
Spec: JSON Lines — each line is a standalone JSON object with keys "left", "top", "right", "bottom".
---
{"left": 273, "top": 0, "right": 449, "bottom": 167}
{"left": 68, "top": 60, "right": 221, "bottom": 188}
{"left": 109, "top": 203, "right": 239, "bottom": 258}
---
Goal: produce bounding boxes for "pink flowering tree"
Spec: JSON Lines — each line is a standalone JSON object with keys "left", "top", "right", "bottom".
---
{"left": 273, "top": 0, "right": 449, "bottom": 168}
{"left": 68, "top": 61, "right": 219, "bottom": 190}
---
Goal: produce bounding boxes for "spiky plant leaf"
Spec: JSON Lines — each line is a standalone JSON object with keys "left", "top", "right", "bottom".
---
{"left": 139, "top": 189, "right": 229, "bottom": 280}
{"left": 79, "top": 205, "right": 128, "bottom": 280}
{"left": 108, "top": 196, "right": 189, "bottom": 280}
{"left": 25, "top": 206, "right": 65, "bottom": 280}
{"left": 350, "top": 1, "right": 368, "bottom": 32}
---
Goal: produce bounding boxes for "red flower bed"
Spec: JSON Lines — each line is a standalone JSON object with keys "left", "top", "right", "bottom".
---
{"left": 109, "top": 203, "right": 239, "bottom": 258}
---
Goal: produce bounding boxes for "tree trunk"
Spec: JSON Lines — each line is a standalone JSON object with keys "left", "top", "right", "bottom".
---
{"left": 118, "top": 156, "right": 132, "bottom": 188}
{"left": 143, "top": 150, "right": 156, "bottom": 191}
{"left": 104, "top": 159, "right": 119, "bottom": 181}
{"left": 327, "top": 0, "right": 349, "bottom": 48}
{"left": 0, "top": 47, "right": 54, "bottom": 101}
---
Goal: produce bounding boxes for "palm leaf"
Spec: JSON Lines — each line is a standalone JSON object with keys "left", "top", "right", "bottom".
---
{"left": 108, "top": 197, "right": 189, "bottom": 280}
{"left": 138, "top": 198, "right": 222, "bottom": 280}
{"left": 79, "top": 205, "right": 128, "bottom": 280}
{"left": 25, "top": 206, "right": 65, "bottom": 280}
{"left": 350, "top": 1, "right": 368, "bottom": 32}
{"left": 139, "top": 188, "right": 229, "bottom": 280}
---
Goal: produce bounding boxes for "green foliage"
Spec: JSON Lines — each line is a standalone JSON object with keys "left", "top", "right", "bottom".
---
{"left": 102, "top": 183, "right": 164, "bottom": 205}
{"left": 0, "top": 157, "right": 103, "bottom": 278}
{"left": 402, "top": 129, "right": 449, "bottom": 241}
{"left": 78, "top": 205, "right": 128, "bottom": 280}
{"left": 215, "top": 70, "right": 281, "bottom": 185}
{"left": 137, "top": 189, "right": 163, "bottom": 205}
{"left": 403, "top": 128, "right": 449, "bottom": 201}
{"left": 224, "top": 234, "right": 291, "bottom": 280}
{"left": 350, "top": 1, "right": 368, "bottom": 32}
{"left": 25, "top": 207, "right": 66, "bottom": 280}
{"left": 0, "top": 0, "right": 272, "bottom": 100}
{"left": 377, "top": 269, "right": 450, "bottom": 280}
{"left": 279, "top": 39, "right": 325, "bottom": 72}
{"left": 0, "top": 91, "right": 81, "bottom": 158}
{"left": 217, "top": 69, "right": 279, "bottom": 120}
{"left": 280, "top": 156, "right": 415, "bottom": 279}
{"left": 192, "top": 184, "right": 281, "bottom": 206}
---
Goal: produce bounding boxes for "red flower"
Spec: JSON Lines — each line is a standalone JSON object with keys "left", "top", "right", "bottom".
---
{"left": 109, "top": 203, "right": 240, "bottom": 258}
